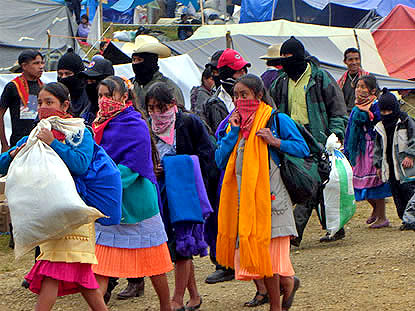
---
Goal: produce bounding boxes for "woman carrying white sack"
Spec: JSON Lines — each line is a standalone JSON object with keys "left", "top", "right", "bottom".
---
{"left": 0, "top": 82, "right": 114, "bottom": 311}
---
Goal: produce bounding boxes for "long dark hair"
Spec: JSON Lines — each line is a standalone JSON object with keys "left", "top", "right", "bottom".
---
{"left": 99, "top": 76, "right": 160, "bottom": 171}
{"left": 145, "top": 81, "right": 187, "bottom": 112}
{"left": 234, "top": 74, "right": 275, "bottom": 107}
{"left": 355, "top": 74, "right": 379, "bottom": 95}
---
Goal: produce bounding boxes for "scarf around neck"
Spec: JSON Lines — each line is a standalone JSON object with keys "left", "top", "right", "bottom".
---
{"left": 355, "top": 94, "right": 376, "bottom": 121}
{"left": 236, "top": 99, "right": 261, "bottom": 139}
{"left": 12, "top": 74, "right": 43, "bottom": 107}
{"left": 217, "top": 102, "right": 273, "bottom": 277}
{"left": 337, "top": 68, "right": 369, "bottom": 89}
{"left": 150, "top": 105, "right": 178, "bottom": 145}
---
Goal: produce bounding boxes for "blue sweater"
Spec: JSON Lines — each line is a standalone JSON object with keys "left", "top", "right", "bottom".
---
{"left": 215, "top": 112, "right": 310, "bottom": 170}
{"left": 0, "top": 129, "right": 94, "bottom": 176}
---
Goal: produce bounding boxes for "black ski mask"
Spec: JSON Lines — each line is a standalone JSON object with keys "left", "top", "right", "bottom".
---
{"left": 132, "top": 52, "right": 159, "bottom": 86}
{"left": 85, "top": 82, "right": 99, "bottom": 113}
{"left": 379, "top": 88, "right": 401, "bottom": 129}
{"left": 58, "top": 74, "right": 85, "bottom": 101}
{"left": 280, "top": 36, "right": 307, "bottom": 81}
{"left": 219, "top": 66, "right": 237, "bottom": 96}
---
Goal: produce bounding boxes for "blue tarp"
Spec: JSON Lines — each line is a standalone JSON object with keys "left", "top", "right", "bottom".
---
{"left": 240, "top": 0, "right": 277, "bottom": 23}
{"left": 112, "top": 0, "right": 199, "bottom": 12}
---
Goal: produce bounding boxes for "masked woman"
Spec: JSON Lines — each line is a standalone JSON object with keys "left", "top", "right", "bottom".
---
{"left": 215, "top": 74, "right": 309, "bottom": 311}
{"left": 344, "top": 75, "right": 392, "bottom": 229}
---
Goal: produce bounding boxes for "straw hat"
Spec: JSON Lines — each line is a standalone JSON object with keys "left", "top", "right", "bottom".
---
{"left": 122, "top": 35, "right": 171, "bottom": 58}
{"left": 260, "top": 44, "right": 282, "bottom": 60}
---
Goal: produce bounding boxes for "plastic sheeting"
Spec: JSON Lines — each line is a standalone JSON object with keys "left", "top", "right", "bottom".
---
{"left": 0, "top": 54, "right": 200, "bottom": 142}
{"left": 0, "top": 0, "right": 80, "bottom": 73}
{"left": 373, "top": 5, "right": 415, "bottom": 79}
{"left": 190, "top": 19, "right": 389, "bottom": 75}
{"left": 240, "top": 0, "right": 277, "bottom": 23}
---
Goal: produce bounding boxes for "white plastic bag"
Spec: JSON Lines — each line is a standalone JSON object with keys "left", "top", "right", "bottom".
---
{"left": 6, "top": 118, "right": 104, "bottom": 258}
{"left": 319, "top": 134, "right": 356, "bottom": 237}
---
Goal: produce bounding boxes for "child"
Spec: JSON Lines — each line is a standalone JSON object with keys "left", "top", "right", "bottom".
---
{"left": 92, "top": 76, "right": 173, "bottom": 311}
{"left": 374, "top": 88, "right": 415, "bottom": 227}
{"left": 344, "top": 75, "right": 392, "bottom": 228}
{"left": 215, "top": 74, "right": 307, "bottom": 311}
{"left": 0, "top": 82, "right": 107, "bottom": 311}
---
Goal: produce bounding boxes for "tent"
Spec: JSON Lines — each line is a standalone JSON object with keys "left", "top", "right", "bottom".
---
{"left": 164, "top": 34, "right": 415, "bottom": 90}
{"left": 0, "top": 0, "right": 80, "bottom": 73}
{"left": 372, "top": 5, "right": 415, "bottom": 80}
{"left": 0, "top": 54, "right": 200, "bottom": 142}
{"left": 189, "top": 19, "right": 389, "bottom": 75}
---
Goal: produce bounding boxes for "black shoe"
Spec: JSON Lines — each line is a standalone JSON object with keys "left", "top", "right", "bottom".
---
{"left": 104, "top": 277, "right": 119, "bottom": 304}
{"left": 320, "top": 228, "right": 345, "bottom": 243}
{"left": 400, "top": 223, "right": 415, "bottom": 231}
{"left": 205, "top": 269, "right": 234, "bottom": 284}
{"left": 21, "top": 279, "right": 30, "bottom": 289}
{"left": 116, "top": 279, "right": 144, "bottom": 300}
{"left": 8, "top": 224, "right": 14, "bottom": 249}
{"left": 244, "top": 291, "right": 269, "bottom": 307}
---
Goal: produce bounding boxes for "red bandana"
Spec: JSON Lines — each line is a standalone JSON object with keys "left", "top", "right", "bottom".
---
{"left": 235, "top": 99, "right": 261, "bottom": 139}
{"left": 38, "top": 107, "right": 73, "bottom": 141}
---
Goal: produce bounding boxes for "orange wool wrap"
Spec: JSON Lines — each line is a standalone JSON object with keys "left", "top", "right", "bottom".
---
{"left": 216, "top": 102, "right": 273, "bottom": 277}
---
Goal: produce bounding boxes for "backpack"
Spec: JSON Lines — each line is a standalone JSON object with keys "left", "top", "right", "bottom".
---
{"left": 267, "top": 111, "right": 331, "bottom": 204}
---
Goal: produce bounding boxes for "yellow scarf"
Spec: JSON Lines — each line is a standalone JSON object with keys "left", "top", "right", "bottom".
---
{"left": 216, "top": 102, "right": 273, "bottom": 277}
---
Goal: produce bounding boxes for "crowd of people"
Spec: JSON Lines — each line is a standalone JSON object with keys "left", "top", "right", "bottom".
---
{"left": 1, "top": 34, "right": 415, "bottom": 311}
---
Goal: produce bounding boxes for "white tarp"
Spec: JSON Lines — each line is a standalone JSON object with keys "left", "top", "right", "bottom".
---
{"left": 0, "top": 54, "right": 201, "bottom": 143}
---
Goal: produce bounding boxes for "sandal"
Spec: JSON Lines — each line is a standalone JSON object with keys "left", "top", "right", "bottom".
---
{"left": 244, "top": 291, "right": 269, "bottom": 307}
{"left": 282, "top": 276, "right": 300, "bottom": 310}
{"left": 185, "top": 297, "right": 202, "bottom": 311}
{"left": 366, "top": 216, "right": 377, "bottom": 225}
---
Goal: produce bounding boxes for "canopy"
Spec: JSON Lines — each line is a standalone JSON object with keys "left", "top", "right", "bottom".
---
{"left": 189, "top": 19, "right": 389, "bottom": 75}
{"left": 164, "top": 34, "right": 415, "bottom": 91}
{"left": 372, "top": 5, "right": 415, "bottom": 80}
{"left": 0, "top": 0, "right": 80, "bottom": 73}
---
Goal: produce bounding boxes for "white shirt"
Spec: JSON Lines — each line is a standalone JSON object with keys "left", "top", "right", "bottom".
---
{"left": 217, "top": 85, "right": 234, "bottom": 113}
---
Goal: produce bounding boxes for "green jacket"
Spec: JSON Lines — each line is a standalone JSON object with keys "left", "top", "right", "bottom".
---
{"left": 133, "top": 71, "right": 185, "bottom": 111}
{"left": 270, "top": 62, "right": 348, "bottom": 144}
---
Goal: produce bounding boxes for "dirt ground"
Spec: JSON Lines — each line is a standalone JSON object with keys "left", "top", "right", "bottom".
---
{"left": 1, "top": 199, "right": 415, "bottom": 311}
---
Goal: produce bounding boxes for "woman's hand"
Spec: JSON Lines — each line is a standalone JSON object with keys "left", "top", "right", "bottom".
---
{"left": 376, "top": 168, "right": 382, "bottom": 179}
{"left": 9, "top": 143, "right": 26, "bottom": 159}
{"left": 256, "top": 128, "right": 281, "bottom": 148}
{"left": 154, "top": 163, "right": 164, "bottom": 178}
{"left": 402, "top": 156, "right": 414, "bottom": 169}
{"left": 229, "top": 110, "right": 241, "bottom": 127}
{"left": 37, "top": 128, "right": 55, "bottom": 145}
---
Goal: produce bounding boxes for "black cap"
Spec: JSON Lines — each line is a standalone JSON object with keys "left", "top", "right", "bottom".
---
{"left": 80, "top": 56, "right": 114, "bottom": 79}
{"left": 18, "top": 49, "right": 43, "bottom": 65}
{"left": 205, "top": 50, "right": 224, "bottom": 69}
{"left": 57, "top": 48, "right": 85, "bottom": 74}
{"left": 280, "top": 36, "right": 305, "bottom": 60}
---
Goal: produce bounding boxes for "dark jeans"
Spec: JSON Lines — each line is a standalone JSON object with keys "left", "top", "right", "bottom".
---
{"left": 389, "top": 179, "right": 415, "bottom": 219}
{"left": 66, "top": 0, "right": 81, "bottom": 24}
{"left": 166, "top": 0, "right": 176, "bottom": 18}
{"left": 293, "top": 186, "right": 326, "bottom": 242}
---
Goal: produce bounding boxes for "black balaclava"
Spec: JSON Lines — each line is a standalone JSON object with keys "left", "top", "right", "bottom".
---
{"left": 280, "top": 36, "right": 307, "bottom": 81}
{"left": 379, "top": 88, "right": 401, "bottom": 130}
{"left": 219, "top": 65, "right": 237, "bottom": 96}
{"left": 85, "top": 80, "right": 102, "bottom": 114}
{"left": 132, "top": 52, "right": 159, "bottom": 86}
{"left": 57, "top": 49, "right": 86, "bottom": 101}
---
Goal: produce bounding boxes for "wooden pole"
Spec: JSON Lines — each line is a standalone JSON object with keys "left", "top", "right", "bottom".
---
{"left": 226, "top": 31, "right": 232, "bottom": 49}
{"left": 353, "top": 29, "right": 362, "bottom": 66}
{"left": 99, "top": 0, "right": 103, "bottom": 38}
{"left": 291, "top": 0, "right": 296, "bottom": 22}
{"left": 200, "top": 0, "right": 205, "bottom": 25}
{"left": 46, "top": 30, "right": 51, "bottom": 71}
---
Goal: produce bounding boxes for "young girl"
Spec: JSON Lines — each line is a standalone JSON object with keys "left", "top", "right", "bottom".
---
{"left": 0, "top": 82, "right": 107, "bottom": 311}
{"left": 145, "top": 82, "right": 216, "bottom": 311}
{"left": 92, "top": 76, "right": 173, "bottom": 311}
{"left": 374, "top": 88, "right": 415, "bottom": 225}
{"left": 215, "top": 74, "right": 308, "bottom": 311}
{"left": 344, "top": 75, "right": 392, "bottom": 228}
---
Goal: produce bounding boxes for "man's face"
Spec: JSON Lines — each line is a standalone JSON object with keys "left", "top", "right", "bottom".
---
{"left": 344, "top": 52, "right": 361, "bottom": 74}
{"left": 22, "top": 55, "right": 44, "bottom": 80}
{"left": 57, "top": 69, "right": 75, "bottom": 79}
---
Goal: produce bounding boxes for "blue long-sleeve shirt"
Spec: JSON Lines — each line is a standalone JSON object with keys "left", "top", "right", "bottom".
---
{"left": 215, "top": 112, "right": 310, "bottom": 170}
{"left": 0, "top": 129, "right": 94, "bottom": 176}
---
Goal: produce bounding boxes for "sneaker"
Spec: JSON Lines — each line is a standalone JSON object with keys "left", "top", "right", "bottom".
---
{"left": 320, "top": 228, "right": 345, "bottom": 243}
{"left": 205, "top": 269, "right": 234, "bottom": 284}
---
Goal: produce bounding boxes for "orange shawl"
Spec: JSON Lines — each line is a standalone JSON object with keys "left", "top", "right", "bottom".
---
{"left": 216, "top": 102, "right": 273, "bottom": 277}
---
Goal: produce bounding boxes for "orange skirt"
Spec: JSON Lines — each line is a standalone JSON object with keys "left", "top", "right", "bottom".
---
{"left": 234, "top": 236, "right": 294, "bottom": 281}
{"left": 93, "top": 243, "right": 173, "bottom": 278}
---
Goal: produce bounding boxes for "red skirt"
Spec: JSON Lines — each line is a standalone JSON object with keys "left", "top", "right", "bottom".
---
{"left": 25, "top": 260, "right": 99, "bottom": 296}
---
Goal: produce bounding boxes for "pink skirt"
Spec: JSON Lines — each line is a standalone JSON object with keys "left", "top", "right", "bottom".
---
{"left": 234, "top": 236, "right": 295, "bottom": 281}
{"left": 25, "top": 260, "right": 99, "bottom": 296}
